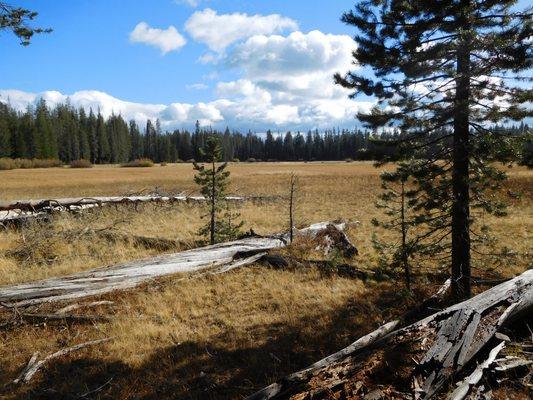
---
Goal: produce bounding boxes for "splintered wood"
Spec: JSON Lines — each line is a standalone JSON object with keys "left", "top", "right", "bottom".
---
{"left": 247, "top": 270, "right": 533, "bottom": 399}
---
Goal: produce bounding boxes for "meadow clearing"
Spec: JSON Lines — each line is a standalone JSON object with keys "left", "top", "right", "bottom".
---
{"left": 0, "top": 161, "right": 531, "bottom": 399}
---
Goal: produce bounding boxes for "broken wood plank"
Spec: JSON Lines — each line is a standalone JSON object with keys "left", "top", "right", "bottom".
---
{"left": 448, "top": 341, "right": 506, "bottom": 400}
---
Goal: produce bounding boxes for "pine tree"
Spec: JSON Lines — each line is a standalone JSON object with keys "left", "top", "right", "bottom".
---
{"left": 34, "top": 99, "right": 57, "bottom": 159}
{"left": 96, "top": 112, "right": 109, "bottom": 163}
{"left": 193, "top": 137, "right": 242, "bottom": 244}
{"left": 336, "top": 0, "right": 532, "bottom": 300}
{"left": 87, "top": 109, "right": 98, "bottom": 163}
{"left": 129, "top": 120, "right": 143, "bottom": 160}
{"left": 78, "top": 108, "right": 91, "bottom": 161}
{"left": 0, "top": 2, "right": 51, "bottom": 45}
{"left": 0, "top": 115, "right": 11, "bottom": 157}
{"left": 372, "top": 163, "right": 419, "bottom": 290}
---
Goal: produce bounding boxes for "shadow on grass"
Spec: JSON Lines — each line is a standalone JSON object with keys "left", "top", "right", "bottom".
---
{"left": 4, "top": 284, "right": 423, "bottom": 400}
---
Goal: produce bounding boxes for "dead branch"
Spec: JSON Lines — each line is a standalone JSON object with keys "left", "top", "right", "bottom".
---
{"left": 54, "top": 300, "right": 114, "bottom": 315}
{"left": 13, "top": 337, "right": 113, "bottom": 384}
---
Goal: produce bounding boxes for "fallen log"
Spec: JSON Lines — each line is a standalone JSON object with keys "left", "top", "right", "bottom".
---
{"left": 0, "top": 221, "right": 351, "bottom": 306}
{"left": 0, "top": 195, "right": 248, "bottom": 213}
{"left": 246, "top": 269, "right": 533, "bottom": 400}
{"left": 0, "top": 194, "right": 278, "bottom": 224}
{"left": 448, "top": 341, "right": 506, "bottom": 400}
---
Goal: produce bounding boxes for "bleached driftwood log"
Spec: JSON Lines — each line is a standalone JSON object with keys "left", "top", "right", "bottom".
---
{"left": 0, "top": 222, "right": 349, "bottom": 306}
{"left": 246, "top": 269, "right": 533, "bottom": 400}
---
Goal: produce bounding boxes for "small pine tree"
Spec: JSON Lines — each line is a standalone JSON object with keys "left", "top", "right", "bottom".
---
{"left": 372, "top": 163, "right": 417, "bottom": 290}
{"left": 193, "top": 136, "right": 242, "bottom": 244}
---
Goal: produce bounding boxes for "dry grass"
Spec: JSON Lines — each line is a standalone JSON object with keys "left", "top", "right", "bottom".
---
{"left": 0, "top": 162, "right": 530, "bottom": 283}
{"left": 0, "top": 161, "right": 531, "bottom": 398}
{"left": 1, "top": 267, "right": 424, "bottom": 399}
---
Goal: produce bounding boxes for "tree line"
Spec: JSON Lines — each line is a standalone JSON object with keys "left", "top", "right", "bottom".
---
{"left": 0, "top": 100, "right": 529, "bottom": 164}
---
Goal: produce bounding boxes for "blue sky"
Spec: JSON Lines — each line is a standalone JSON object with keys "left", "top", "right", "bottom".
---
{"left": 1, "top": 0, "right": 353, "bottom": 104}
{"left": 0, "top": 1, "right": 529, "bottom": 131}
{"left": 1, "top": 0, "right": 374, "bottom": 131}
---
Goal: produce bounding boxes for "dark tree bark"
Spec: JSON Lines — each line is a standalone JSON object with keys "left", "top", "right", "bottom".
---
{"left": 451, "top": 5, "right": 472, "bottom": 301}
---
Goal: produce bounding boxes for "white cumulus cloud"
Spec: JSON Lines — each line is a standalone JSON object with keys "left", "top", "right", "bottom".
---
{"left": 184, "top": 8, "right": 298, "bottom": 53}
{"left": 227, "top": 30, "right": 354, "bottom": 78}
{"left": 1, "top": 28, "right": 373, "bottom": 131}
{"left": 129, "top": 22, "right": 187, "bottom": 54}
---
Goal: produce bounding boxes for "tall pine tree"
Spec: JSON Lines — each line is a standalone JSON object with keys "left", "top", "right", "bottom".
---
{"left": 336, "top": 0, "right": 532, "bottom": 299}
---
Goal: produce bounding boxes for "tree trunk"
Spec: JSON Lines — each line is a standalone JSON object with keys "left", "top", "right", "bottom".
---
{"left": 400, "top": 180, "right": 411, "bottom": 291}
{"left": 451, "top": 9, "right": 472, "bottom": 301}
{"left": 210, "top": 159, "right": 216, "bottom": 245}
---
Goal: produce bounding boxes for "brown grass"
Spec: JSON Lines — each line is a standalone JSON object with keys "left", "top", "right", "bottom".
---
{"left": 0, "top": 161, "right": 531, "bottom": 398}
{"left": 1, "top": 267, "right": 426, "bottom": 399}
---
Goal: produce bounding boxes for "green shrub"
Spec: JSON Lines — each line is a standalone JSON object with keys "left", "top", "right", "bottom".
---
{"left": 70, "top": 159, "right": 93, "bottom": 168}
{"left": 121, "top": 158, "right": 154, "bottom": 168}
{"left": 160, "top": 162, "right": 168, "bottom": 166}
{"left": 246, "top": 157, "right": 257, "bottom": 163}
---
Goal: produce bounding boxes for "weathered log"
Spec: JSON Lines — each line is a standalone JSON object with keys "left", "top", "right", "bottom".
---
{"left": 0, "top": 194, "right": 278, "bottom": 224}
{"left": 448, "top": 341, "right": 506, "bottom": 400}
{"left": 246, "top": 270, "right": 533, "bottom": 400}
{"left": 13, "top": 337, "right": 112, "bottom": 384}
{"left": 246, "top": 320, "right": 400, "bottom": 400}
{"left": 0, "top": 222, "right": 352, "bottom": 306}
{"left": 0, "top": 195, "right": 247, "bottom": 213}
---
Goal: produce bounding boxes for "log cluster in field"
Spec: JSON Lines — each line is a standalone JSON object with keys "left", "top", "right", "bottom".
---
{"left": 247, "top": 269, "right": 533, "bottom": 400}
{"left": 0, "top": 194, "right": 276, "bottom": 224}
{"left": 0, "top": 222, "right": 351, "bottom": 306}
